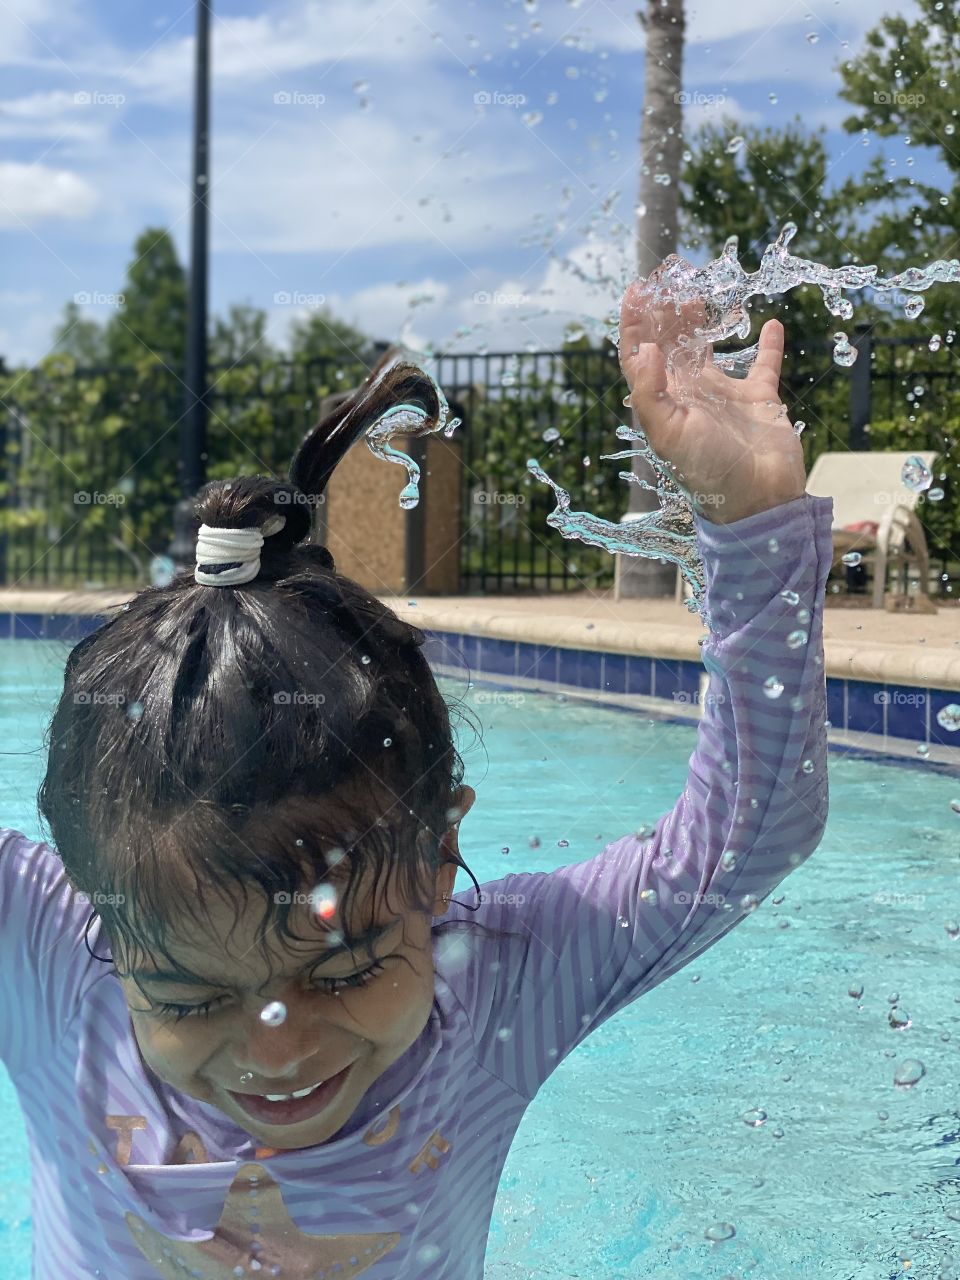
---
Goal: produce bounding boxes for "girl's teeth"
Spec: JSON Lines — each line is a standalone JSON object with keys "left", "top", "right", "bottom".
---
{"left": 262, "top": 1081, "right": 323, "bottom": 1102}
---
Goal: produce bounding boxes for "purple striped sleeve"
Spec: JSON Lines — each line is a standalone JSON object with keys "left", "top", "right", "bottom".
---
{"left": 441, "top": 493, "right": 833, "bottom": 1101}
{"left": 0, "top": 829, "right": 100, "bottom": 1076}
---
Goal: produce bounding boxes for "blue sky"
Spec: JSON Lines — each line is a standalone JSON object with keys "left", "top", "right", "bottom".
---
{"left": 0, "top": 0, "right": 936, "bottom": 368}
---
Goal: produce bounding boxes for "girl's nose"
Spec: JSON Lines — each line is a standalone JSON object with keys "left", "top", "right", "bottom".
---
{"left": 230, "top": 998, "right": 340, "bottom": 1080}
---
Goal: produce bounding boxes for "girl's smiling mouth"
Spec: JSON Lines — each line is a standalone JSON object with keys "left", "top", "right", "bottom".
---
{"left": 226, "top": 1061, "right": 355, "bottom": 1127}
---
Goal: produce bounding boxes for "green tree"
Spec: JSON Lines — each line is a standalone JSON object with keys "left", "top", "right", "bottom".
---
{"left": 50, "top": 300, "right": 110, "bottom": 365}
{"left": 836, "top": 0, "right": 960, "bottom": 333}
{"left": 104, "top": 227, "right": 188, "bottom": 374}
{"left": 208, "top": 301, "right": 277, "bottom": 368}
{"left": 287, "top": 307, "right": 378, "bottom": 366}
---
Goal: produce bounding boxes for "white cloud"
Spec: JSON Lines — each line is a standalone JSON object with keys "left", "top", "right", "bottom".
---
{"left": 0, "top": 162, "right": 100, "bottom": 226}
{"left": 682, "top": 93, "right": 763, "bottom": 133}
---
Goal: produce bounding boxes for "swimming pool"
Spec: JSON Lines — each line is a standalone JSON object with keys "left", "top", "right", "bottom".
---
{"left": 2, "top": 639, "right": 959, "bottom": 1279}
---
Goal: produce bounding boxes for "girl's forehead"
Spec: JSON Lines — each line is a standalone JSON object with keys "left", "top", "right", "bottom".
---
{"left": 116, "top": 864, "right": 405, "bottom": 977}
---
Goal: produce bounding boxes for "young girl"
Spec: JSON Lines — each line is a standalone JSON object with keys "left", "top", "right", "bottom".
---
{"left": 0, "top": 281, "right": 830, "bottom": 1279}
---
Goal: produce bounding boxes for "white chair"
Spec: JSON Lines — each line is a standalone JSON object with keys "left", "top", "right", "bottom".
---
{"left": 806, "top": 450, "right": 938, "bottom": 607}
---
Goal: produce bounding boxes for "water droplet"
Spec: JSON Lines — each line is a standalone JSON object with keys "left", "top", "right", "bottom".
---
{"left": 928, "top": 487, "right": 945, "bottom": 501}
{"left": 740, "top": 894, "right": 760, "bottom": 913}
{"left": 726, "top": 135, "right": 745, "bottom": 154}
{"left": 542, "top": 427, "right": 561, "bottom": 443}
{"left": 763, "top": 676, "right": 784, "bottom": 699}
{"left": 522, "top": 111, "right": 543, "bottom": 127}
{"left": 945, "top": 921, "right": 960, "bottom": 940}
{"left": 786, "top": 629, "right": 808, "bottom": 649}
{"left": 639, "top": 888, "right": 658, "bottom": 906}
{"left": 260, "top": 1000, "right": 287, "bottom": 1027}
{"left": 768, "top": 537, "right": 779, "bottom": 552}
{"left": 801, "top": 759, "right": 815, "bottom": 774}
{"left": 768, "top": 92, "right": 778, "bottom": 104}
{"left": 383, "top": 737, "right": 393, "bottom": 747}
{"left": 936, "top": 703, "right": 960, "bottom": 732}
{"left": 361, "top": 655, "right": 372, "bottom": 665}
{"left": 704, "top": 1222, "right": 736, "bottom": 1242}
{"left": 849, "top": 981, "right": 864, "bottom": 998}
{"left": 126, "top": 701, "right": 144, "bottom": 722}
{"left": 805, "top": 31, "right": 819, "bottom": 43}
{"left": 917, "top": 743, "right": 930, "bottom": 757}
{"left": 557, "top": 838, "right": 570, "bottom": 848}
{"left": 793, "top": 418, "right": 806, "bottom": 436}
{"left": 308, "top": 883, "right": 338, "bottom": 921}
{"left": 780, "top": 589, "right": 800, "bottom": 606}
{"left": 901, "top": 455, "right": 933, "bottom": 493}
{"left": 928, "top": 334, "right": 942, "bottom": 352}
{"left": 842, "top": 551, "right": 862, "bottom": 567}
{"left": 951, "top": 799, "right": 960, "bottom": 815}
{"left": 889, "top": 1006, "right": 912, "bottom": 1030}
{"left": 831, "top": 332, "right": 857, "bottom": 366}
{"left": 893, "top": 1059, "right": 926, "bottom": 1088}
{"left": 529, "top": 835, "right": 541, "bottom": 848}
{"left": 904, "top": 295, "right": 925, "bottom": 319}
{"left": 150, "top": 555, "right": 176, "bottom": 587}
{"left": 742, "top": 1108, "right": 767, "bottom": 1127}
{"left": 721, "top": 851, "right": 737, "bottom": 871}
{"left": 501, "top": 846, "right": 510, "bottom": 855}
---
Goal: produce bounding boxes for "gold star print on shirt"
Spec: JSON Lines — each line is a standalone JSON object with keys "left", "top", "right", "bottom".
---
{"left": 124, "top": 1161, "right": 402, "bottom": 1278}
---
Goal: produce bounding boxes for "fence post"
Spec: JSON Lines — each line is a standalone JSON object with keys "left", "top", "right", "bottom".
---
{"left": 849, "top": 322, "right": 873, "bottom": 451}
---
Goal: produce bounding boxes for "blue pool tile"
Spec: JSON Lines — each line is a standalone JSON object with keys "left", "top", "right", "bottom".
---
{"left": 479, "top": 637, "right": 517, "bottom": 678}
{"left": 652, "top": 657, "right": 698, "bottom": 701}
{"left": 626, "top": 656, "right": 652, "bottom": 697}
{"left": 457, "top": 633, "right": 479, "bottom": 672}
{"left": 846, "top": 681, "right": 885, "bottom": 736}
{"left": 0, "top": 613, "right": 11, "bottom": 640}
{"left": 518, "top": 643, "right": 556, "bottom": 684}
{"left": 43, "top": 614, "right": 92, "bottom": 642}
{"left": 556, "top": 648, "right": 581, "bottom": 688}
{"left": 883, "top": 685, "right": 928, "bottom": 741}
{"left": 555, "top": 648, "right": 602, "bottom": 690}
{"left": 930, "top": 687, "right": 960, "bottom": 747}
{"left": 602, "top": 652, "right": 627, "bottom": 694}
{"left": 13, "top": 613, "right": 45, "bottom": 640}
{"left": 826, "top": 678, "right": 845, "bottom": 731}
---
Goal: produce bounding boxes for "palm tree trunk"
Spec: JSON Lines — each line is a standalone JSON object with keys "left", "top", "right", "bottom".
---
{"left": 617, "top": 0, "right": 686, "bottom": 599}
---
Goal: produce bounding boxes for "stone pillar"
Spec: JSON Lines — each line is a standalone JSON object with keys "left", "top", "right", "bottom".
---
{"left": 320, "top": 401, "right": 462, "bottom": 595}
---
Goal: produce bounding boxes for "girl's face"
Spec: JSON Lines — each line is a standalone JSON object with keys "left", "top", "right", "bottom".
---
{"left": 115, "top": 788, "right": 474, "bottom": 1152}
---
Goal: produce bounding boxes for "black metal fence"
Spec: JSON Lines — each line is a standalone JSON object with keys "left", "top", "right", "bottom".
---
{"left": 1, "top": 329, "right": 957, "bottom": 594}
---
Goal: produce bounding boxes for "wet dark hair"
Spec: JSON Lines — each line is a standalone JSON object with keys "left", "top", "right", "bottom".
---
{"left": 38, "top": 346, "right": 521, "bottom": 1003}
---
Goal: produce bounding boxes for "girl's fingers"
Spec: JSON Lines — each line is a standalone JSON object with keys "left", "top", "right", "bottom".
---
{"left": 745, "top": 318, "right": 785, "bottom": 389}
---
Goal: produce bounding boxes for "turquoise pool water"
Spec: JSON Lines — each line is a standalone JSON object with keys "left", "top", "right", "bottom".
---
{"left": 2, "top": 639, "right": 959, "bottom": 1278}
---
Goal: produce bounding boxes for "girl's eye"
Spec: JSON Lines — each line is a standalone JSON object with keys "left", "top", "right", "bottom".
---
{"left": 152, "top": 961, "right": 388, "bottom": 1023}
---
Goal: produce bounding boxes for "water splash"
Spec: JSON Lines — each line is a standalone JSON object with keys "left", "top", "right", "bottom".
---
{"left": 364, "top": 367, "right": 461, "bottom": 509}
{"left": 528, "top": 224, "right": 960, "bottom": 626}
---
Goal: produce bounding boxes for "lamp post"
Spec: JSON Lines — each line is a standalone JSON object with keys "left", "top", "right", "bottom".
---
{"left": 168, "top": 0, "right": 212, "bottom": 569}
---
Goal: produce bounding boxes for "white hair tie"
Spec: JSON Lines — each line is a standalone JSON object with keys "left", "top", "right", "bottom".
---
{"left": 195, "top": 514, "right": 286, "bottom": 586}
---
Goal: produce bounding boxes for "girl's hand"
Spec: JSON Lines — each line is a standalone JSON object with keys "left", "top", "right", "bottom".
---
{"left": 617, "top": 277, "right": 808, "bottom": 525}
